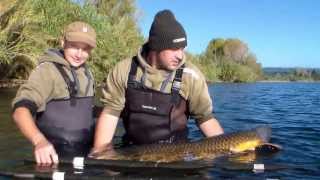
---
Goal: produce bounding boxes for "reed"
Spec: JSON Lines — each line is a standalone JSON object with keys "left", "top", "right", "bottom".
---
{"left": 0, "top": 0, "right": 143, "bottom": 83}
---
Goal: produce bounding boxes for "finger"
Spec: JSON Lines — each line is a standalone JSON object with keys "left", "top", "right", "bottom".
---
{"left": 45, "top": 154, "right": 52, "bottom": 164}
{"left": 34, "top": 151, "right": 41, "bottom": 164}
{"left": 40, "top": 150, "right": 52, "bottom": 165}
{"left": 48, "top": 145, "right": 58, "bottom": 164}
{"left": 51, "top": 153, "right": 59, "bottom": 164}
{"left": 42, "top": 143, "right": 55, "bottom": 164}
{"left": 38, "top": 152, "right": 45, "bottom": 164}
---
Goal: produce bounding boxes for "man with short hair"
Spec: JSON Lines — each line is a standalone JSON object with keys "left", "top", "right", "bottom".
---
{"left": 12, "top": 21, "right": 97, "bottom": 164}
{"left": 93, "top": 10, "right": 223, "bottom": 151}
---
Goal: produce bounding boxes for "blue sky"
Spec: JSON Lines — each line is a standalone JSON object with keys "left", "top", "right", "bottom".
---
{"left": 135, "top": 0, "right": 320, "bottom": 68}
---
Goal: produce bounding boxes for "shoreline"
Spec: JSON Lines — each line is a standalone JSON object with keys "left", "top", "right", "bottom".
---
{"left": 257, "top": 80, "right": 320, "bottom": 83}
{"left": 207, "top": 80, "right": 320, "bottom": 84}
{"left": 1, "top": 79, "right": 319, "bottom": 89}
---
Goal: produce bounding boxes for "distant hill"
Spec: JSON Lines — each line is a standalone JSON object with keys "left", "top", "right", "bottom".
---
{"left": 262, "top": 67, "right": 320, "bottom": 81}
{"left": 263, "top": 67, "right": 320, "bottom": 75}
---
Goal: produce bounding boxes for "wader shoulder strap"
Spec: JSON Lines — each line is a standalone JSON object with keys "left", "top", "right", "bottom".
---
{"left": 127, "top": 58, "right": 185, "bottom": 104}
{"left": 171, "top": 64, "right": 185, "bottom": 104}
{"left": 127, "top": 56, "right": 140, "bottom": 89}
{"left": 83, "top": 64, "right": 93, "bottom": 96}
{"left": 52, "top": 62, "right": 77, "bottom": 98}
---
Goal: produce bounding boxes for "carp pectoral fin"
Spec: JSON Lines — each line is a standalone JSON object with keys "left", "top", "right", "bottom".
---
{"left": 230, "top": 147, "right": 255, "bottom": 154}
{"left": 255, "top": 143, "right": 282, "bottom": 155}
{"left": 88, "top": 147, "right": 119, "bottom": 160}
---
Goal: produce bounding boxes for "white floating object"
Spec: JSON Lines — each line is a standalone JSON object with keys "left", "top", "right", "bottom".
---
{"left": 253, "top": 163, "right": 265, "bottom": 173}
{"left": 52, "top": 171, "right": 65, "bottom": 180}
{"left": 73, "top": 157, "right": 85, "bottom": 167}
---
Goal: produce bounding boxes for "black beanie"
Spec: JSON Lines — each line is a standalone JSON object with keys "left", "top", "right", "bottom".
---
{"left": 148, "top": 9, "right": 187, "bottom": 51}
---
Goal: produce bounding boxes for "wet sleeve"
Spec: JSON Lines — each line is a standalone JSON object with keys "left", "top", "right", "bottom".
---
{"left": 186, "top": 68, "right": 214, "bottom": 125}
{"left": 12, "top": 99, "right": 38, "bottom": 116}
{"left": 100, "top": 60, "right": 130, "bottom": 117}
{"left": 12, "top": 63, "right": 55, "bottom": 113}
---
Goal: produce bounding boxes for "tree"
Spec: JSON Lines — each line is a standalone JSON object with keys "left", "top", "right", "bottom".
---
{"left": 223, "top": 38, "right": 248, "bottom": 63}
{"left": 311, "top": 69, "right": 320, "bottom": 81}
{"left": 204, "top": 38, "right": 225, "bottom": 63}
{"left": 243, "top": 53, "right": 263, "bottom": 79}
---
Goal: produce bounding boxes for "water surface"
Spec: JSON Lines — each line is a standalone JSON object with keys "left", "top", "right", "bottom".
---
{"left": 0, "top": 82, "right": 319, "bottom": 179}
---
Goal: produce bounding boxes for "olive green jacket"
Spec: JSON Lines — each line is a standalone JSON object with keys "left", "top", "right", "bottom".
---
{"left": 101, "top": 47, "right": 215, "bottom": 125}
{"left": 12, "top": 49, "right": 94, "bottom": 112}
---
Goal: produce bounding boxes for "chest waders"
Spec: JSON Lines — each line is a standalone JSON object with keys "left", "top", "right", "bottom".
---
{"left": 36, "top": 63, "right": 94, "bottom": 157}
{"left": 122, "top": 57, "right": 189, "bottom": 145}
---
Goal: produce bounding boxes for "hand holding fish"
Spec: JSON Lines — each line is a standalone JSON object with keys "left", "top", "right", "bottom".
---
{"left": 89, "top": 143, "right": 117, "bottom": 159}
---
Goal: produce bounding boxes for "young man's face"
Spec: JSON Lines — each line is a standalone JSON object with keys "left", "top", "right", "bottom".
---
{"left": 156, "top": 48, "right": 184, "bottom": 71}
{"left": 63, "top": 41, "right": 93, "bottom": 67}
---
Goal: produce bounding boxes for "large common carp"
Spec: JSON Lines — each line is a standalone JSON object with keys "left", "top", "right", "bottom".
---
{"left": 90, "top": 126, "right": 280, "bottom": 163}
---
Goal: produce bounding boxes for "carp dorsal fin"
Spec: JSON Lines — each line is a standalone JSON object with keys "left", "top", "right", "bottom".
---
{"left": 255, "top": 143, "right": 282, "bottom": 155}
{"left": 255, "top": 125, "right": 272, "bottom": 142}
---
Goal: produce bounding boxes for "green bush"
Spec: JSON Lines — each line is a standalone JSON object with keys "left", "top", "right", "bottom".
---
{"left": 0, "top": 0, "right": 143, "bottom": 83}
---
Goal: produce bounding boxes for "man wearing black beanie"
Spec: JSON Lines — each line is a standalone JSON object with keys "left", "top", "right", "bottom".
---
{"left": 148, "top": 10, "right": 187, "bottom": 52}
{"left": 92, "top": 10, "right": 224, "bottom": 151}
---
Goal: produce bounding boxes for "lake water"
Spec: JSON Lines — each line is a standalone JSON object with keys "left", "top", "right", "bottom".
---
{"left": 0, "top": 82, "right": 319, "bottom": 179}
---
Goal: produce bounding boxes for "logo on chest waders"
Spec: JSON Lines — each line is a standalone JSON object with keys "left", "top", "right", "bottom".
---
{"left": 142, "top": 105, "right": 157, "bottom": 111}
